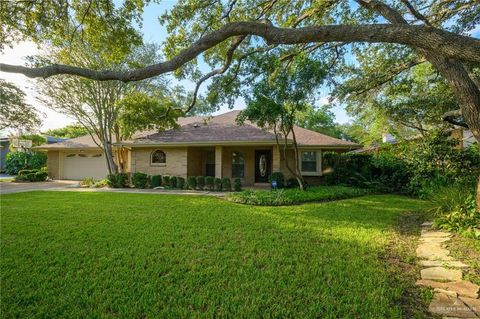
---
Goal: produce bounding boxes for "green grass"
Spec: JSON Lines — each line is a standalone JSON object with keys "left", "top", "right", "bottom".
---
{"left": 226, "top": 185, "right": 373, "bottom": 205}
{"left": 1, "top": 192, "right": 430, "bottom": 318}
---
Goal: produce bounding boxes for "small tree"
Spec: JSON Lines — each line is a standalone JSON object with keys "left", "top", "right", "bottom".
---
{"left": 238, "top": 55, "right": 326, "bottom": 190}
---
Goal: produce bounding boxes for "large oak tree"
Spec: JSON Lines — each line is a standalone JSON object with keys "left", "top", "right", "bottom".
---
{"left": 1, "top": 0, "right": 479, "bottom": 202}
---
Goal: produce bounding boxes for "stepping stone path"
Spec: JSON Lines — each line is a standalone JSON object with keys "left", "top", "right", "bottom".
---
{"left": 416, "top": 222, "right": 480, "bottom": 318}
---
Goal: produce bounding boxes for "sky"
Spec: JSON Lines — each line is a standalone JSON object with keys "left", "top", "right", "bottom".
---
{"left": 1, "top": 1, "right": 479, "bottom": 133}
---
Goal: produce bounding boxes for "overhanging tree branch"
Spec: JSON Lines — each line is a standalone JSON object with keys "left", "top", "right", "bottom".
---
{"left": 1, "top": 22, "right": 479, "bottom": 82}
{"left": 442, "top": 109, "right": 468, "bottom": 128}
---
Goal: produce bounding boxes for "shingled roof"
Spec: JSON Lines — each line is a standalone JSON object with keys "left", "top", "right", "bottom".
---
{"left": 36, "top": 110, "right": 360, "bottom": 149}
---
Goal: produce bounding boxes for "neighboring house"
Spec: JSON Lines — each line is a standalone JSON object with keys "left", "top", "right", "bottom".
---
{"left": 35, "top": 111, "right": 361, "bottom": 185}
{"left": 0, "top": 135, "right": 66, "bottom": 170}
{"left": 0, "top": 137, "right": 9, "bottom": 170}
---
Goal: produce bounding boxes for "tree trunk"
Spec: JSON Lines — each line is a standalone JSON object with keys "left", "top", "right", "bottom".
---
{"left": 477, "top": 175, "right": 480, "bottom": 213}
{"left": 274, "top": 125, "right": 306, "bottom": 190}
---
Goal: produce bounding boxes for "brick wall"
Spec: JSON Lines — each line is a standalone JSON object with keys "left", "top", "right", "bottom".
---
{"left": 131, "top": 148, "right": 188, "bottom": 177}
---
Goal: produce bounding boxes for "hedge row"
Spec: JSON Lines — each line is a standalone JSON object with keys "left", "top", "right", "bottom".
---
{"left": 107, "top": 173, "right": 242, "bottom": 191}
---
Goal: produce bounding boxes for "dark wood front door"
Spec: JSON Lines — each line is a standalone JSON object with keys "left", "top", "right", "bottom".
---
{"left": 255, "top": 150, "right": 272, "bottom": 183}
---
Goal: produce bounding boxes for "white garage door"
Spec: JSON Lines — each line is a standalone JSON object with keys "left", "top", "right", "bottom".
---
{"left": 63, "top": 152, "right": 109, "bottom": 180}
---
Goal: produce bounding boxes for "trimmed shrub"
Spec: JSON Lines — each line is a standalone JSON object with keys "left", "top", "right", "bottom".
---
{"left": 169, "top": 176, "right": 177, "bottom": 188}
{"left": 107, "top": 173, "right": 129, "bottom": 188}
{"left": 5, "top": 151, "right": 47, "bottom": 175}
{"left": 151, "top": 175, "right": 162, "bottom": 188}
{"left": 93, "top": 179, "right": 108, "bottom": 188}
{"left": 221, "top": 177, "right": 232, "bottom": 191}
{"left": 14, "top": 168, "right": 48, "bottom": 182}
{"left": 162, "top": 175, "right": 171, "bottom": 187}
{"left": 176, "top": 177, "right": 185, "bottom": 189}
{"left": 81, "top": 177, "right": 95, "bottom": 187}
{"left": 286, "top": 177, "right": 299, "bottom": 189}
{"left": 187, "top": 176, "right": 197, "bottom": 190}
{"left": 214, "top": 178, "right": 222, "bottom": 191}
{"left": 205, "top": 176, "right": 214, "bottom": 191}
{"left": 196, "top": 176, "right": 205, "bottom": 190}
{"left": 34, "top": 170, "right": 48, "bottom": 181}
{"left": 268, "top": 172, "right": 285, "bottom": 189}
{"left": 132, "top": 172, "right": 149, "bottom": 189}
{"left": 233, "top": 178, "right": 242, "bottom": 191}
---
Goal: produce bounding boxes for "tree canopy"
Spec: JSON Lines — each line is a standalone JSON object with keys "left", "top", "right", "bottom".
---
{"left": 43, "top": 124, "right": 89, "bottom": 139}
{"left": 0, "top": 80, "right": 42, "bottom": 132}
{"left": 1, "top": 0, "right": 478, "bottom": 144}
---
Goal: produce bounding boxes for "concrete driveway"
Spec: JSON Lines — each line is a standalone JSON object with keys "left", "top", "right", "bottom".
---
{"left": 0, "top": 180, "right": 79, "bottom": 194}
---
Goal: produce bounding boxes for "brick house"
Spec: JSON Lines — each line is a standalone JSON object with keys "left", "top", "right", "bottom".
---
{"left": 36, "top": 111, "right": 360, "bottom": 186}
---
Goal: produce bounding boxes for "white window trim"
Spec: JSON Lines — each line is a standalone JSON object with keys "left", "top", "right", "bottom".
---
{"left": 299, "top": 149, "right": 322, "bottom": 176}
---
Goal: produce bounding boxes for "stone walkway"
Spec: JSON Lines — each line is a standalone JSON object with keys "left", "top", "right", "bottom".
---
{"left": 416, "top": 222, "right": 480, "bottom": 318}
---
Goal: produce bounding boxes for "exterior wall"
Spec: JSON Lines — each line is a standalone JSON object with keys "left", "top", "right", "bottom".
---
{"left": 279, "top": 148, "right": 296, "bottom": 179}
{"left": 187, "top": 148, "right": 205, "bottom": 177}
{"left": 47, "top": 151, "right": 60, "bottom": 179}
{"left": 0, "top": 141, "right": 9, "bottom": 169}
{"left": 131, "top": 147, "right": 188, "bottom": 177}
{"left": 279, "top": 147, "right": 324, "bottom": 186}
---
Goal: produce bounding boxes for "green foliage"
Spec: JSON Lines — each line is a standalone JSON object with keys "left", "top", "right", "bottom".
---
{"left": 81, "top": 177, "right": 96, "bottom": 187}
{"left": 1, "top": 0, "right": 145, "bottom": 60}
{"left": 117, "top": 91, "right": 183, "bottom": 139}
{"left": 0, "top": 80, "right": 42, "bottom": 131}
{"left": 221, "top": 178, "right": 232, "bottom": 192}
{"left": 107, "top": 173, "right": 129, "bottom": 188}
{"left": 268, "top": 172, "right": 285, "bottom": 189}
{"left": 162, "top": 175, "right": 171, "bottom": 187}
{"left": 80, "top": 177, "right": 108, "bottom": 188}
{"left": 5, "top": 152, "right": 47, "bottom": 175}
{"left": 233, "top": 178, "right": 242, "bottom": 192}
{"left": 169, "top": 176, "right": 177, "bottom": 188}
{"left": 186, "top": 176, "right": 197, "bottom": 190}
{"left": 323, "top": 152, "right": 410, "bottom": 193}
{"left": 43, "top": 124, "right": 89, "bottom": 138}
{"left": 402, "top": 133, "right": 480, "bottom": 197}
{"left": 227, "top": 186, "right": 373, "bottom": 206}
{"left": 297, "top": 105, "right": 343, "bottom": 139}
{"left": 214, "top": 178, "right": 222, "bottom": 191}
{"left": 151, "top": 175, "right": 162, "bottom": 188}
{"left": 205, "top": 176, "right": 214, "bottom": 191}
{"left": 132, "top": 172, "right": 149, "bottom": 189}
{"left": 431, "top": 184, "right": 480, "bottom": 239}
{"left": 286, "top": 178, "right": 299, "bottom": 189}
{"left": 176, "top": 177, "right": 185, "bottom": 189}
{"left": 196, "top": 176, "right": 205, "bottom": 190}
{"left": 14, "top": 168, "right": 48, "bottom": 182}
{"left": 93, "top": 179, "right": 109, "bottom": 188}
{"left": 337, "top": 60, "right": 456, "bottom": 142}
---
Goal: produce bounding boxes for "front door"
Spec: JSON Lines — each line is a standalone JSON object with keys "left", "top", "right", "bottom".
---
{"left": 255, "top": 150, "right": 272, "bottom": 183}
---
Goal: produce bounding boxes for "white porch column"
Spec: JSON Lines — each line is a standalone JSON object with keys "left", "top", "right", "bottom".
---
{"left": 215, "top": 146, "right": 223, "bottom": 178}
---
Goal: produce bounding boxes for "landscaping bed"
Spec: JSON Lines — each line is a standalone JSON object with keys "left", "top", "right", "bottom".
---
{"left": 226, "top": 185, "right": 373, "bottom": 206}
{"left": 1, "top": 192, "right": 430, "bottom": 318}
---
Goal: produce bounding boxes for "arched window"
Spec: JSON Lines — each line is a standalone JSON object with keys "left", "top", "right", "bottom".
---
{"left": 232, "top": 152, "right": 245, "bottom": 178}
{"left": 151, "top": 150, "right": 166, "bottom": 165}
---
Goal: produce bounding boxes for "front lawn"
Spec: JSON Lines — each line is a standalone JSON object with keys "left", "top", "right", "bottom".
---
{"left": 1, "top": 192, "right": 430, "bottom": 318}
{"left": 227, "top": 185, "right": 373, "bottom": 205}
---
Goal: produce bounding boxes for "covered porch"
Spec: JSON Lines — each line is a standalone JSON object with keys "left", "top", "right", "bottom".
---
{"left": 186, "top": 145, "right": 281, "bottom": 187}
